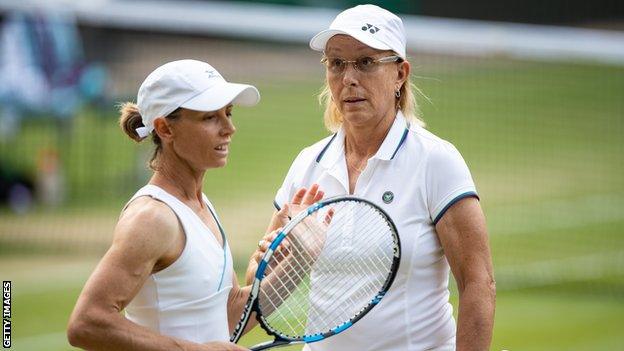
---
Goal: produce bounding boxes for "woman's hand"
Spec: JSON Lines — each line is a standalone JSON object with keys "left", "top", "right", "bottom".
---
{"left": 246, "top": 185, "right": 325, "bottom": 285}
{"left": 203, "top": 341, "right": 249, "bottom": 350}
{"left": 265, "top": 184, "right": 325, "bottom": 233}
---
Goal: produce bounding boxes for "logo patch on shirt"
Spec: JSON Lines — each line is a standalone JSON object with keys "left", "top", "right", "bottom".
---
{"left": 382, "top": 191, "right": 394, "bottom": 204}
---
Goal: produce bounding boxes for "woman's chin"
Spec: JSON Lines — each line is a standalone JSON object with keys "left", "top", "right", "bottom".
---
{"left": 215, "top": 159, "right": 228, "bottom": 168}
{"left": 203, "top": 158, "right": 228, "bottom": 170}
{"left": 342, "top": 111, "right": 376, "bottom": 126}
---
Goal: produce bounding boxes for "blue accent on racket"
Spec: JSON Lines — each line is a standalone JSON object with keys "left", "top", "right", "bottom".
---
{"left": 231, "top": 195, "right": 401, "bottom": 351}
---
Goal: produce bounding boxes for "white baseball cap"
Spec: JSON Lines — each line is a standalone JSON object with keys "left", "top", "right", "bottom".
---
{"left": 310, "top": 4, "right": 407, "bottom": 59}
{"left": 135, "top": 59, "right": 260, "bottom": 138}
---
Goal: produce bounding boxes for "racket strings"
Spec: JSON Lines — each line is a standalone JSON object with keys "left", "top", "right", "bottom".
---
{"left": 304, "top": 221, "right": 392, "bottom": 332}
{"left": 262, "top": 281, "right": 309, "bottom": 333}
{"left": 259, "top": 225, "right": 323, "bottom": 331}
{"left": 273, "top": 236, "right": 385, "bottom": 324}
{"left": 267, "top": 250, "right": 385, "bottom": 332}
{"left": 261, "top": 223, "right": 325, "bottom": 300}
{"left": 305, "top": 208, "right": 392, "bottom": 288}
{"left": 258, "top": 200, "right": 397, "bottom": 339}
{"left": 259, "top": 214, "right": 329, "bottom": 335}
{"left": 305, "top": 203, "right": 394, "bottom": 326}
{"left": 260, "top": 224, "right": 323, "bottom": 302}
{"left": 263, "top": 204, "right": 392, "bottom": 335}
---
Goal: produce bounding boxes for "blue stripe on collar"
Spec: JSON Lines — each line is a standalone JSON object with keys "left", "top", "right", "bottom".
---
{"left": 315, "top": 133, "right": 338, "bottom": 163}
{"left": 390, "top": 124, "right": 410, "bottom": 160}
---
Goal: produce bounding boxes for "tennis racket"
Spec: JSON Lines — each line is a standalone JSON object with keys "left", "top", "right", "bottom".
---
{"left": 231, "top": 195, "right": 401, "bottom": 350}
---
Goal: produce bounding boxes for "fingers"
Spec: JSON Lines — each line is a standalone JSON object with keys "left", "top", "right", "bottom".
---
{"left": 292, "top": 183, "right": 324, "bottom": 206}
{"left": 324, "top": 208, "right": 335, "bottom": 225}
{"left": 258, "top": 230, "right": 279, "bottom": 252}
{"left": 313, "top": 190, "right": 324, "bottom": 204}
{"left": 232, "top": 342, "right": 250, "bottom": 351}
{"left": 255, "top": 228, "right": 292, "bottom": 270}
{"left": 248, "top": 228, "right": 285, "bottom": 283}
{"left": 291, "top": 187, "right": 307, "bottom": 205}
{"left": 266, "top": 204, "right": 290, "bottom": 233}
{"left": 302, "top": 184, "right": 320, "bottom": 205}
{"left": 274, "top": 204, "right": 289, "bottom": 221}
{"left": 279, "top": 236, "right": 291, "bottom": 253}
{"left": 250, "top": 249, "right": 264, "bottom": 265}
{"left": 205, "top": 340, "right": 249, "bottom": 350}
{"left": 270, "top": 237, "right": 291, "bottom": 265}
{"left": 287, "top": 184, "right": 330, "bottom": 222}
{"left": 280, "top": 203, "right": 290, "bottom": 219}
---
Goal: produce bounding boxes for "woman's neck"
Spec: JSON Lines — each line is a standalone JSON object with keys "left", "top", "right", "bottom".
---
{"left": 149, "top": 152, "right": 206, "bottom": 207}
{"left": 343, "top": 110, "right": 396, "bottom": 157}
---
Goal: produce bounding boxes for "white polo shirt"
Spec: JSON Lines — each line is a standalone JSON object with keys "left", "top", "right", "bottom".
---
{"left": 274, "top": 111, "right": 478, "bottom": 351}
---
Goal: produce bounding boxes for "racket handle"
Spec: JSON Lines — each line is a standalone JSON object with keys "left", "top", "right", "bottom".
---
{"left": 250, "top": 340, "right": 301, "bottom": 351}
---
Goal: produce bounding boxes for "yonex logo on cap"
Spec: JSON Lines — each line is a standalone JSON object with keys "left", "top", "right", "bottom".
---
{"left": 309, "top": 4, "right": 407, "bottom": 58}
{"left": 361, "top": 23, "right": 380, "bottom": 34}
{"left": 205, "top": 69, "right": 221, "bottom": 79}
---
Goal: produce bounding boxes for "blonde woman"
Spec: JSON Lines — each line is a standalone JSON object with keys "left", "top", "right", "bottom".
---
{"left": 270, "top": 5, "right": 495, "bottom": 351}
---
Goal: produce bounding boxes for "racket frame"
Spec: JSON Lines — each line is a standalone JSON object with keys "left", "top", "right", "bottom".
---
{"left": 230, "top": 195, "right": 401, "bottom": 350}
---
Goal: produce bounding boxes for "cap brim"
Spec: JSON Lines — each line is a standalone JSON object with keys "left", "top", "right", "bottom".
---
{"left": 309, "top": 28, "right": 392, "bottom": 53}
{"left": 181, "top": 82, "right": 260, "bottom": 112}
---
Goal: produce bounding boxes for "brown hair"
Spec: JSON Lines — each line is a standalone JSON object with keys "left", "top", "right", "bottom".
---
{"left": 118, "top": 102, "right": 181, "bottom": 170}
{"left": 318, "top": 56, "right": 426, "bottom": 132}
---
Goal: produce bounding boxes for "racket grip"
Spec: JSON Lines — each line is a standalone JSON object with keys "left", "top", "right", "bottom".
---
{"left": 250, "top": 340, "right": 299, "bottom": 351}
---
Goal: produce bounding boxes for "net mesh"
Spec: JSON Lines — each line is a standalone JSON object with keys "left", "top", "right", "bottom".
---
{"left": 1, "top": 16, "right": 622, "bottom": 298}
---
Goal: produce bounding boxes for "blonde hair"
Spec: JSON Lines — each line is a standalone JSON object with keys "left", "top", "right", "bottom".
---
{"left": 318, "top": 58, "right": 425, "bottom": 132}
{"left": 118, "top": 102, "right": 181, "bottom": 170}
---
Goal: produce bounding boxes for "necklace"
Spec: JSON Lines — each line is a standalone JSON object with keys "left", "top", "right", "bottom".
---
{"left": 346, "top": 151, "right": 375, "bottom": 173}
{"left": 344, "top": 136, "right": 378, "bottom": 174}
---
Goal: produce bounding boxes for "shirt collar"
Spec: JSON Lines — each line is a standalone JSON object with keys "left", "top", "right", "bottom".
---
{"left": 316, "top": 128, "right": 345, "bottom": 169}
{"left": 374, "top": 110, "right": 409, "bottom": 161}
{"left": 316, "top": 110, "right": 409, "bottom": 169}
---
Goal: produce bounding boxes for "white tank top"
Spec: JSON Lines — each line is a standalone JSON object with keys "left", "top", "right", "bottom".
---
{"left": 123, "top": 184, "right": 234, "bottom": 343}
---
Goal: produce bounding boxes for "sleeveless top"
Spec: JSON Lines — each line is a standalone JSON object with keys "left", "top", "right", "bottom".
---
{"left": 123, "top": 184, "right": 234, "bottom": 343}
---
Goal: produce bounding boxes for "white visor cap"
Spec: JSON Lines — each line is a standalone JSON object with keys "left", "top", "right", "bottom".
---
{"left": 136, "top": 59, "right": 260, "bottom": 138}
{"left": 310, "top": 4, "right": 407, "bottom": 59}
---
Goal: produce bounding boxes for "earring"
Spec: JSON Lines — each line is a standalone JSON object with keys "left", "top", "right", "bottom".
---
{"left": 395, "top": 90, "right": 401, "bottom": 99}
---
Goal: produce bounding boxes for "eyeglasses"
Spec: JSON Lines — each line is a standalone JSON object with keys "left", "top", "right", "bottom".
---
{"left": 321, "top": 55, "right": 402, "bottom": 75}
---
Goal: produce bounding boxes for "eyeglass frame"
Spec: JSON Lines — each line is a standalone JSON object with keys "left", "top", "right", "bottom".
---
{"left": 320, "top": 55, "right": 404, "bottom": 74}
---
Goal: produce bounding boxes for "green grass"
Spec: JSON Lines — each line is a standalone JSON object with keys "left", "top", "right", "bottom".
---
{"left": 491, "top": 292, "right": 624, "bottom": 350}
{"left": 2, "top": 57, "right": 623, "bottom": 349}
{"left": 5, "top": 255, "right": 624, "bottom": 351}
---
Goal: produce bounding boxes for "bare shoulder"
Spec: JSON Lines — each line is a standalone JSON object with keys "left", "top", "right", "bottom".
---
{"left": 113, "top": 196, "right": 180, "bottom": 260}
{"left": 67, "top": 196, "right": 184, "bottom": 332}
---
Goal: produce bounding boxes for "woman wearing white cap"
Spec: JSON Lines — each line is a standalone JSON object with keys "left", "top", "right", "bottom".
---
{"left": 67, "top": 60, "right": 324, "bottom": 350}
{"left": 269, "top": 5, "right": 495, "bottom": 351}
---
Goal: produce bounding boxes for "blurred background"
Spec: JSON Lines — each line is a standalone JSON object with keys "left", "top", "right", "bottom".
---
{"left": 0, "top": 0, "right": 622, "bottom": 350}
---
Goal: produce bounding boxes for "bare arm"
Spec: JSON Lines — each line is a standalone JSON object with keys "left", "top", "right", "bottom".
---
{"left": 67, "top": 198, "right": 246, "bottom": 351}
{"left": 227, "top": 270, "right": 262, "bottom": 336}
{"left": 436, "top": 197, "right": 496, "bottom": 351}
